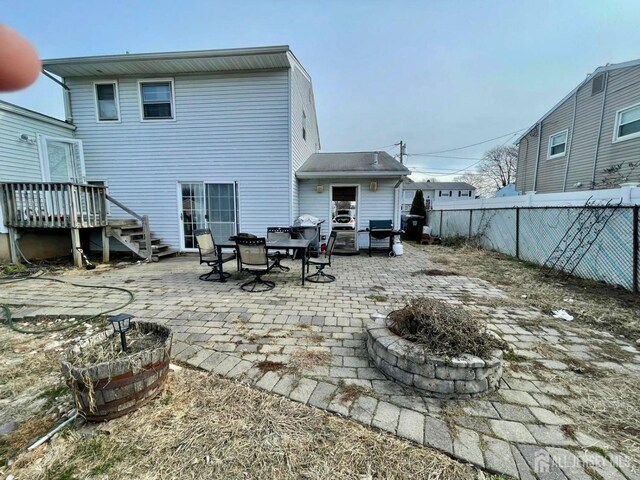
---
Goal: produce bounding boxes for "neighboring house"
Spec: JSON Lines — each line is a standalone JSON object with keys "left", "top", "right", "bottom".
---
{"left": 0, "top": 100, "right": 81, "bottom": 261}
{"left": 401, "top": 181, "right": 476, "bottom": 212}
{"left": 0, "top": 46, "right": 409, "bottom": 263}
{"left": 515, "top": 58, "right": 640, "bottom": 194}
{"left": 495, "top": 183, "right": 518, "bottom": 197}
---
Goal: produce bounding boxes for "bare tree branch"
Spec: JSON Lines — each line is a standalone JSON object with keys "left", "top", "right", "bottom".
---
{"left": 454, "top": 145, "right": 518, "bottom": 197}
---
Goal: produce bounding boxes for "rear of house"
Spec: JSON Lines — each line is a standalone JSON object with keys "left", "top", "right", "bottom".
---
{"left": 516, "top": 58, "right": 640, "bottom": 194}
{"left": 0, "top": 101, "right": 81, "bottom": 261}
{"left": 42, "top": 46, "right": 320, "bottom": 253}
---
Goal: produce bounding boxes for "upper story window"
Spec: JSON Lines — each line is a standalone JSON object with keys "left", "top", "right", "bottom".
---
{"left": 459, "top": 191, "right": 470, "bottom": 197}
{"left": 139, "top": 79, "right": 174, "bottom": 120}
{"left": 591, "top": 73, "right": 605, "bottom": 95}
{"left": 302, "top": 110, "right": 307, "bottom": 140}
{"left": 548, "top": 130, "right": 568, "bottom": 159}
{"left": 439, "top": 190, "right": 452, "bottom": 197}
{"left": 94, "top": 82, "right": 120, "bottom": 122}
{"left": 613, "top": 103, "right": 640, "bottom": 142}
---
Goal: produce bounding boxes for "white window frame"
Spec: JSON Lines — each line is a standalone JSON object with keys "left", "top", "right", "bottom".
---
{"left": 612, "top": 102, "right": 640, "bottom": 143}
{"left": 547, "top": 129, "right": 568, "bottom": 159}
{"left": 138, "top": 78, "right": 176, "bottom": 122}
{"left": 93, "top": 81, "right": 121, "bottom": 123}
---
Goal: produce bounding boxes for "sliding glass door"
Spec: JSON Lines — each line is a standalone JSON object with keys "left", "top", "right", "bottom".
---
{"left": 180, "top": 182, "right": 237, "bottom": 250}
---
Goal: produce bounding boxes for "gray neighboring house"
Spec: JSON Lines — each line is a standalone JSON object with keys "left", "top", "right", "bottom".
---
{"left": 401, "top": 181, "right": 476, "bottom": 211}
{"left": 516, "top": 58, "right": 640, "bottom": 194}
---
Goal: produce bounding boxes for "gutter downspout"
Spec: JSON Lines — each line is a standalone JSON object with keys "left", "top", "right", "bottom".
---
{"left": 42, "top": 69, "right": 73, "bottom": 124}
{"left": 532, "top": 122, "right": 542, "bottom": 192}
{"left": 562, "top": 91, "right": 579, "bottom": 192}
{"left": 591, "top": 71, "right": 609, "bottom": 186}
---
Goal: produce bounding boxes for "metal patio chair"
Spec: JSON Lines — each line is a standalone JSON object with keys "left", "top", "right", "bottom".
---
{"left": 306, "top": 230, "right": 338, "bottom": 283}
{"left": 194, "top": 228, "right": 236, "bottom": 281}
{"left": 235, "top": 236, "right": 277, "bottom": 292}
{"left": 267, "top": 226, "right": 292, "bottom": 272}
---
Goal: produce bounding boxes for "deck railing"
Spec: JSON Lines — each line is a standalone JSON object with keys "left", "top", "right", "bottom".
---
{"left": 0, "top": 182, "right": 108, "bottom": 229}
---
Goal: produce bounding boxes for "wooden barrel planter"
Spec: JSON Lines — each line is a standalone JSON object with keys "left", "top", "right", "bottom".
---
{"left": 60, "top": 321, "right": 172, "bottom": 422}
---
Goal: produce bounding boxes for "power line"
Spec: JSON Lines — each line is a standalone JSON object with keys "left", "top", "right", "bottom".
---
{"left": 409, "top": 128, "right": 525, "bottom": 155}
{"left": 407, "top": 153, "right": 483, "bottom": 161}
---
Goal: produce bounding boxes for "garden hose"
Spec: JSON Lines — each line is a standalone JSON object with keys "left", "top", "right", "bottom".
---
{"left": 0, "top": 275, "right": 135, "bottom": 334}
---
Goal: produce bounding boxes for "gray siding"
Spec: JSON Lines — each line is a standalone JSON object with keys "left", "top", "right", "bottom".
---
{"left": 0, "top": 105, "right": 75, "bottom": 233}
{"left": 534, "top": 96, "right": 574, "bottom": 193}
{"left": 67, "top": 70, "right": 291, "bottom": 249}
{"left": 564, "top": 76, "right": 605, "bottom": 191}
{"left": 298, "top": 178, "right": 399, "bottom": 238}
{"left": 594, "top": 65, "right": 640, "bottom": 185}
{"left": 290, "top": 63, "right": 320, "bottom": 220}
{"left": 517, "top": 64, "right": 640, "bottom": 193}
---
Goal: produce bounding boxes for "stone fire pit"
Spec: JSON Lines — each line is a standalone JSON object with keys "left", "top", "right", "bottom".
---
{"left": 366, "top": 314, "right": 503, "bottom": 398}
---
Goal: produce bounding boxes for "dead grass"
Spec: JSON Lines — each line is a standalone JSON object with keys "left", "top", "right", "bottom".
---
{"left": 337, "top": 381, "right": 371, "bottom": 403}
{"left": 9, "top": 369, "right": 478, "bottom": 480}
{"left": 419, "top": 244, "right": 640, "bottom": 341}
{"left": 388, "top": 297, "right": 508, "bottom": 358}
{"left": 287, "top": 349, "right": 332, "bottom": 375}
{"left": 256, "top": 360, "right": 286, "bottom": 372}
{"left": 553, "top": 373, "right": 640, "bottom": 468}
{"left": 411, "top": 269, "right": 459, "bottom": 277}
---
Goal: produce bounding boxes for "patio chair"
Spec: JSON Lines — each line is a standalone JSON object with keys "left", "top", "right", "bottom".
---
{"left": 194, "top": 228, "right": 236, "bottom": 281}
{"left": 267, "top": 226, "right": 292, "bottom": 272}
{"left": 306, "top": 231, "right": 338, "bottom": 283}
{"left": 235, "top": 236, "right": 277, "bottom": 292}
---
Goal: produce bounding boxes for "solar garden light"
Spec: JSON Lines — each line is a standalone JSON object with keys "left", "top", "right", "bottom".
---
{"left": 108, "top": 313, "right": 133, "bottom": 352}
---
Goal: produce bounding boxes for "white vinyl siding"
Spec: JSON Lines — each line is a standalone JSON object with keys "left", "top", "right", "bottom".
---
{"left": 289, "top": 62, "right": 320, "bottom": 221}
{"left": 298, "top": 178, "right": 399, "bottom": 238}
{"left": 0, "top": 104, "right": 75, "bottom": 232}
{"left": 67, "top": 70, "right": 291, "bottom": 249}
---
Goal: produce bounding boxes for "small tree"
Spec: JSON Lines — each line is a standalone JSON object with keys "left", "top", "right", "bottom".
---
{"left": 409, "top": 189, "right": 427, "bottom": 218}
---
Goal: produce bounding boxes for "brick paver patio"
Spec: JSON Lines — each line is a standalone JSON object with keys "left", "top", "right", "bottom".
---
{"left": 2, "top": 244, "right": 639, "bottom": 479}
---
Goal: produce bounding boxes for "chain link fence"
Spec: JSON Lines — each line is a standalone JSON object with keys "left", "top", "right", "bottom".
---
{"left": 429, "top": 206, "right": 640, "bottom": 292}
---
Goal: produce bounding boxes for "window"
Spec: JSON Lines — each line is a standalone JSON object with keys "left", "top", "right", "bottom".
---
{"left": 459, "top": 191, "right": 470, "bottom": 197}
{"left": 302, "top": 110, "right": 307, "bottom": 140}
{"left": 548, "top": 130, "right": 568, "bottom": 159}
{"left": 139, "top": 80, "right": 174, "bottom": 120}
{"left": 439, "top": 191, "right": 451, "bottom": 197}
{"left": 591, "top": 73, "right": 605, "bottom": 95}
{"left": 94, "top": 82, "right": 119, "bottom": 122}
{"left": 613, "top": 103, "right": 640, "bottom": 142}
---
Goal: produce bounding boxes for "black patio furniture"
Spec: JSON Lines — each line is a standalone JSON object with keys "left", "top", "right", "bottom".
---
{"left": 306, "top": 231, "right": 338, "bottom": 283}
{"left": 234, "top": 236, "right": 276, "bottom": 292}
{"left": 194, "top": 228, "right": 236, "bottom": 281}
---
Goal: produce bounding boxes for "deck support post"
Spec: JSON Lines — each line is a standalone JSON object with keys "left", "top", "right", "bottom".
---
{"left": 70, "top": 228, "right": 82, "bottom": 268}
{"left": 102, "top": 227, "right": 110, "bottom": 264}
{"left": 7, "top": 227, "right": 20, "bottom": 264}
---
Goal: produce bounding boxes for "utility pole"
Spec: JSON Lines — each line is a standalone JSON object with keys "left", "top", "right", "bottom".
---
{"left": 399, "top": 141, "right": 406, "bottom": 164}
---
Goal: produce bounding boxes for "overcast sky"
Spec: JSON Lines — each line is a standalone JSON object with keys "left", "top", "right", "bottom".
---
{"left": 2, "top": 0, "right": 640, "bottom": 180}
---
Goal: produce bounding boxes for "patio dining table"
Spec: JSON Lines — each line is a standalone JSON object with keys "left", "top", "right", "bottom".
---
{"left": 215, "top": 238, "right": 312, "bottom": 285}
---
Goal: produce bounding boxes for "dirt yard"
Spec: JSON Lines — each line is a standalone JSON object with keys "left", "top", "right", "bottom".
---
{"left": 419, "top": 242, "right": 640, "bottom": 343}
{"left": 0, "top": 316, "right": 482, "bottom": 480}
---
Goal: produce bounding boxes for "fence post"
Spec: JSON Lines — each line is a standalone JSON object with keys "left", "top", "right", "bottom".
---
{"left": 633, "top": 206, "right": 638, "bottom": 294}
{"left": 440, "top": 210, "right": 444, "bottom": 236}
{"left": 468, "top": 209, "right": 473, "bottom": 238}
{"left": 515, "top": 208, "right": 520, "bottom": 259}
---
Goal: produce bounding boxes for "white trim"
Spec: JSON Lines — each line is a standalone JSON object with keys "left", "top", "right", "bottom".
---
{"left": 137, "top": 78, "right": 176, "bottom": 122}
{"left": 93, "top": 80, "right": 121, "bottom": 123}
{"left": 547, "top": 129, "right": 568, "bottom": 160}
{"left": 329, "top": 183, "right": 360, "bottom": 249}
{"left": 38, "top": 135, "right": 86, "bottom": 183}
{"left": 612, "top": 102, "right": 640, "bottom": 143}
{"left": 0, "top": 100, "right": 75, "bottom": 130}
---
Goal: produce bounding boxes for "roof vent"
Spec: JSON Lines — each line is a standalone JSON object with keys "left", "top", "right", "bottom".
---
{"left": 592, "top": 73, "right": 605, "bottom": 95}
{"left": 373, "top": 151, "right": 379, "bottom": 165}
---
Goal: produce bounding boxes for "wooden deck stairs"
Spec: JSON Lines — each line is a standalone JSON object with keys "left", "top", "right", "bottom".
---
{"left": 108, "top": 219, "right": 178, "bottom": 262}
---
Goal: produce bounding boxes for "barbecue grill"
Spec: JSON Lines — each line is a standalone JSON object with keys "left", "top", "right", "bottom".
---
{"left": 292, "top": 215, "right": 325, "bottom": 257}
